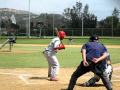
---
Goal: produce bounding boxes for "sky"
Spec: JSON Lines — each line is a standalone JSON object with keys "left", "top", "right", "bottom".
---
{"left": 0, "top": 0, "right": 120, "bottom": 20}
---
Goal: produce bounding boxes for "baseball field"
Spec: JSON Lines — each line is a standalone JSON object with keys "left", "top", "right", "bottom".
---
{"left": 0, "top": 38, "right": 120, "bottom": 90}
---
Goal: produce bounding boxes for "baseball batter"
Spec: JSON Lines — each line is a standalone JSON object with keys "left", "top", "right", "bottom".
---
{"left": 43, "top": 30, "right": 66, "bottom": 81}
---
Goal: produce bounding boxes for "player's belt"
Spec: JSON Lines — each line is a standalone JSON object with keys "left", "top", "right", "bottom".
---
{"left": 107, "top": 64, "right": 111, "bottom": 66}
{"left": 42, "top": 50, "right": 49, "bottom": 54}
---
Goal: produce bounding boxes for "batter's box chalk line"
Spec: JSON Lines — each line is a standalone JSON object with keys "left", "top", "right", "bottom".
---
{"left": 0, "top": 72, "right": 39, "bottom": 85}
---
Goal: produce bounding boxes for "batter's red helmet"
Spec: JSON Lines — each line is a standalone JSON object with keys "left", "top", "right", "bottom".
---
{"left": 58, "top": 31, "right": 66, "bottom": 39}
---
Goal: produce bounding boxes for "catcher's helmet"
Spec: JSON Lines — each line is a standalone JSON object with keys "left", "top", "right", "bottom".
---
{"left": 58, "top": 31, "right": 66, "bottom": 40}
{"left": 89, "top": 35, "right": 99, "bottom": 42}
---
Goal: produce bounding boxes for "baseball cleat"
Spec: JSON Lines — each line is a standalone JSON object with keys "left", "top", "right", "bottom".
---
{"left": 50, "top": 78, "right": 58, "bottom": 81}
{"left": 82, "top": 82, "right": 95, "bottom": 87}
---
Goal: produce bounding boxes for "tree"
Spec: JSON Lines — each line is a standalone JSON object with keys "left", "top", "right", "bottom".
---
{"left": 76, "top": 1, "right": 82, "bottom": 18}
{"left": 99, "top": 8, "right": 119, "bottom": 28}
{"left": 112, "top": 8, "right": 119, "bottom": 17}
{"left": 83, "top": 4, "right": 97, "bottom": 28}
{"left": 83, "top": 4, "right": 89, "bottom": 15}
{"left": 112, "top": 8, "right": 119, "bottom": 28}
{"left": 63, "top": 2, "right": 97, "bottom": 28}
{"left": 63, "top": 1, "right": 82, "bottom": 28}
{"left": 96, "top": 8, "right": 120, "bottom": 36}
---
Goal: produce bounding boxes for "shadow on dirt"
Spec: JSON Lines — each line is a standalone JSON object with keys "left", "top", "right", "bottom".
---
{"left": 29, "top": 77, "right": 48, "bottom": 80}
{"left": 77, "top": 83, "right": 104, "bottom": 87}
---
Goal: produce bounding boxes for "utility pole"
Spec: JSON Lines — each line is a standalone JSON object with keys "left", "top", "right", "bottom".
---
{"left": 52, "top": 14, "right": 55, "bottom": 37}
{"left": 112, "top": 15, "right": 113, "bottom": 37}
{"left": 82, "top": 13, "right": 84, "bottom": 36}
{"left": 28, "top": 0, "right": 31, "bottom": 38}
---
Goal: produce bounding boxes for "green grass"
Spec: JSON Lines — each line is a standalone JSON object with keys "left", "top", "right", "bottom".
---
{"left": 108, "top": 48, "right": 120, "bottom": 64}
{"left": 1, "top": 36, "right": 120, "bottom": 45}
{"left": 16, "top": 38, "right": 51, "bottom": 44}
{"left": 0, "top": 37, "right": 120, "bottom": 45}
{"left": 0, "top": 44, "right": 119, "bottom": 68}
{"left": 17, "top": 37, "right": 120, "bottom": 45}
{"left": 0, "top": 37, "right": 120, "bottom": 68}
{"left": 0, "top": 46, "right": 47, "bottom": 68}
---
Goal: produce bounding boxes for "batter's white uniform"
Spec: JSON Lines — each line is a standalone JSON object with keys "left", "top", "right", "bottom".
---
{"left": 43, "top": 37, "right": 61, "bottom": 78}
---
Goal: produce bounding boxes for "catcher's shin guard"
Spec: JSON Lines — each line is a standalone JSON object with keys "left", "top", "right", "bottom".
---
{"left": 83, "top": 74, "right": 100, "bottom": 86}
{"left": 105, "top": 64, "right": 113, "bottom": 80}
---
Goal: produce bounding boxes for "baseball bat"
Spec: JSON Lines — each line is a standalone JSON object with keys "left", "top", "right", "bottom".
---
{"left": 54, "top": 27, "right": 63, "bottom": 44}
{"left": 54, "top": 27, "right": 59, "bottom": 36}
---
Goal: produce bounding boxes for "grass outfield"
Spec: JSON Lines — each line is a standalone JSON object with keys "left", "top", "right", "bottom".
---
{"left": 16, "top": 38, "right": 120, "bottom": 45}
{"left": 1, "top": 37, "right": 120, "bottom": 45}
{"left": 0, "top": 44, "right": 120, "bottom": 68}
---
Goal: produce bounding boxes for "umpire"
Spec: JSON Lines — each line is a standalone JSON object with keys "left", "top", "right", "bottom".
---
{"left": 67, "top": 35, "right": 112, "bottom": 90}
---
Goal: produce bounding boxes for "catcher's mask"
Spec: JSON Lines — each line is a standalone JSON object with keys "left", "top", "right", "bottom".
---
{"left": 89, "top": 35, "right": 99, "bottom": 42}
{"left": 58, "top": 31, "right": 66, "bottom": 40}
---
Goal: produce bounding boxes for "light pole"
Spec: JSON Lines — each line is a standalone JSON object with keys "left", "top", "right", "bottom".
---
{"left": 81, "top": 13, "right": 84, "bottom": 36}
{"left": 112, "top": 15, "right": 113, "bottom": 37}
{"left": 52, "top": 14, "right": 55, "bottom": 37}
{"left": 28, "top": 0, "right": 31, "bottom": 38}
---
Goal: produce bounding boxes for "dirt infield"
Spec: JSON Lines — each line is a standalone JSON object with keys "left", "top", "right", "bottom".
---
{"left": 0, "top": 64, "right": 120, "bottom": 90}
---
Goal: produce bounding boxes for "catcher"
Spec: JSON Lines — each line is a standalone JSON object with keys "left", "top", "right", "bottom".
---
{"left": 82, "top": 53, "right": 113, "bottom": 86}
{"left": 43, "top": 28, "right": 66, "bottom": 81}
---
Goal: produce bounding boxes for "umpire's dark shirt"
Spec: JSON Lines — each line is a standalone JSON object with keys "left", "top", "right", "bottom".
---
{"left": 81, "top": 41, "right": 107, "bottom": 68}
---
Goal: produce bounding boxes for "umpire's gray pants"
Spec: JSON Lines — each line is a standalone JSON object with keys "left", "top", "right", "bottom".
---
{"left": 97, "top": 71, "right": 112, "bottom": 90}
{"left": 43, "top": 51, "right": 60, "bottom": 78}
{"left": 67, "top": 61, "right": 112, "bottom": 90}
{"left": 85, "top": 64, "right": 113, "bottom": 85}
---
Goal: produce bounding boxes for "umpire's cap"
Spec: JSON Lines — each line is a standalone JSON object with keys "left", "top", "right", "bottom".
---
{"left": 89, "top": 34, "right": 99, "bottom": 42}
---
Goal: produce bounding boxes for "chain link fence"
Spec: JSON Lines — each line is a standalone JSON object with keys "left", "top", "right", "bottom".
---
{"left": 63, "top": 28, "right": 120, "bottom": 37}
{"left": 0, "top": 10, "right": 120, "bottom": 38}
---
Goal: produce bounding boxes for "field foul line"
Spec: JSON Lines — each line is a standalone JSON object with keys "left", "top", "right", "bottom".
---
{"left": 0, "top": 72, "right": 39, "bottom": 85}
{"left": 112, "top": 80, "right": 120, "bottom": 82}
{"left": 19, "top": 75, "right": 38, "bottom": 85}
{"left": 0, "top": 67, "right": 120, "bottom": 85}
{"left": 0, "top": 72, "right": 31, "bottom": 76}
{"left": 19, "top": 75, "right": 29, "bottom": 84}
{"left": 113, "top": 67, "right": 120, "bottom": 70}
{"left": 112, "top": 75, "right": 120, "bottom": 79}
